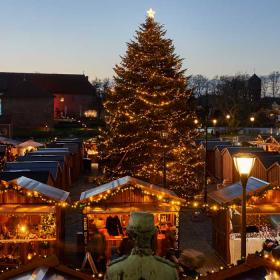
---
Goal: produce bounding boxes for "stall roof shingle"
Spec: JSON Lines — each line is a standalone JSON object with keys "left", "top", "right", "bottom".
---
{"left": 208, "top": 177, "right": 270, "bottom": 204}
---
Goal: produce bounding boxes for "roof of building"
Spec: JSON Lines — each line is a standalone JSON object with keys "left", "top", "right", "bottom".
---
{"left": 14, "top": 176, "right": 69, "bottom": 202}
{"left": 0, "top": 72, "right": 95, "bottom": 96}
{"left": 5, "top": 161, "right": 61, "bottom": 179}
{"left": 256, "top": 153, "right": 280, "bottom": 168}
{"left": 223, "top": 146, "right": 264, "bottom": 156}
{"left": 0, "top": 170, "right": 52, "bottom": 184}
{"left": 80, "top": 176, "right": 184, "bottom": 203}
{"left": 18, "top": 155, "right": 66, "bottom": 168}
{"left": 215, "top": 144, "right": 234, "bottom": 152}
{"left": 208, "top": 177, "right": 270, "bottom": 204}
{"left": 198, "top": 140, "right": 232, "bottom": 151}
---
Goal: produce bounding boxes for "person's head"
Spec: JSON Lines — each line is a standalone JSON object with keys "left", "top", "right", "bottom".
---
{"left": 126, "top": 212, "right": 156, "bottom": 249}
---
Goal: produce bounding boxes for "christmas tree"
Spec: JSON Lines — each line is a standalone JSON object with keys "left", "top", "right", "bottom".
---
{"left": 98, "top": 9, "right": 203, "bottom": 198}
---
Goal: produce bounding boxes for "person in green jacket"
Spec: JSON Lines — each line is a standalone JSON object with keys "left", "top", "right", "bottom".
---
{"left": 105, "top": 212, "right": 179, "bottom": 280}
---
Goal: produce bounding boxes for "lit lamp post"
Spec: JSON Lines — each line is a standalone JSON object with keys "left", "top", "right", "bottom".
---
{"left": 250, "top": 116, "right": 255, "bottom": 128}
{"left": 233, "top": 153, "right": 256, "bottom": 261}
{"left": 226, "top": 114, "right": 231, "bottom": 134}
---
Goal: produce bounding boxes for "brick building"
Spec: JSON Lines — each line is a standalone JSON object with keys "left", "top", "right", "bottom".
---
{"left": 0, "top": 72, "right": 97, "bottom": 129}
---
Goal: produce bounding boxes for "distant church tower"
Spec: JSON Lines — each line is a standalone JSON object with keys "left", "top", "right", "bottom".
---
{"left": 247, "top": 73, "right": 261, "bottom": 102}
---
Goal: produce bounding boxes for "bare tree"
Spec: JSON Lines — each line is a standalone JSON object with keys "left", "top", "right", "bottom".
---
{"left": 260, "top": 76, "right": 269, "bottom": 98}
{"left": 268, "top": 71, "right": 280, "bottom": 97}
{"left": 188, "top": 74, "right": 209, "bottom": 97}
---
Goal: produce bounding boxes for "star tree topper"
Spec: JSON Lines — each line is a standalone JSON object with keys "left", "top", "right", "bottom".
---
{"left": 147, "top": 8, "right": 155, "bottom": 19}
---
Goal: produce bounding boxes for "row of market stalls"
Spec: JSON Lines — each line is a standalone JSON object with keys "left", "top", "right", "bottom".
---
{"left": 0, "top": 175, "right": 183, "bottom": 271}
{"left": 204, "top": 138, "right": 280, "bottom": 265}
{"left": 0, "top": 138, "right": 84, "bottom": 190}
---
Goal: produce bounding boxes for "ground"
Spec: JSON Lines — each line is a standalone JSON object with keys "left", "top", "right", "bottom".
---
{"left": 62, "top": 176, "right": 224, "bottom": 276}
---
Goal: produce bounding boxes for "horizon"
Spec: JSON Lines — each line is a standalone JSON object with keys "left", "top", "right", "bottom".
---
{"left": 0, "top": 0, "right": 280, "bottom": 80}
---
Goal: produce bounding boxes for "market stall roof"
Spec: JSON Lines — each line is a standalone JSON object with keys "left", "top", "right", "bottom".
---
{"left": 80, "top": 176, "right": 185, "bottom": 203}
{"left": 5, "top": 161, "right": 61, "bottom": 179}
{"left": 0, "top": 255, "right": 93, "bottom": 280}
{"left": 0, "top": 170, "right": 52, "bottom": 184}
{"left": 13, "top": 176, "right": 70, "bottom": 202}
{"left": 16, "top": 139, "right": 44, "bottom": 148}
{"left": 18, "top": 154, "right": 66, "bottom": 168}
{"left": 0, "top": 136, "right": 20, "bottom": 146}
{"left": 208, "top": 177, "right": 270, "bottom": 204}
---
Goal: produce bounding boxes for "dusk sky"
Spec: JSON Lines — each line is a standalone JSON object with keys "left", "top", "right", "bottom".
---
{"left": 0, "top": 0, "right": 279, "bottom": 80}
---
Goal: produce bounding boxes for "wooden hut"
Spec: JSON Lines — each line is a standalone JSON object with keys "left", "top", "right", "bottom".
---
{"left": 204, "top": 141, "right": 232, "bottom": 177}
{"left": 214, "top": 145, "right": 233, "bottom": 181}
{"left": 221, "top": 147, "right": 264, "bottom": 184}
{"left": 209, "top": 177, "right": 272, "bottom": 264}
{"left": 267, "top": 161, "right": 280, "bottom": 188}
{"left": 0, "top": 176, "right": 69, "bottom": 266}
{"left": 0, "top": 170, "right": 55, "bottom": 187}
{"left": 4, "top": 161, "right": 64, "bottom": 189}
{"left": 18, "top": 154, "right": 71, "bottom": 189}
{"left": 79, "top": 176, "right": 184, "bottom": 259}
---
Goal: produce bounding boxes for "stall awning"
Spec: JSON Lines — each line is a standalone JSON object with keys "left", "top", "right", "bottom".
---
{"left": 80, "top": 176, "right": 184, "bottom": 203}
{"left": 208, "top": 177, "right": 270, "bottom": 204}
{"left": 13, "top": 176, "right": 70, "bottom": 202}
{"left": 16, "top": 139, "right": 44, "bottom": 148}
{"left": 0, "top": 204, "right": 55, "bottom": 214}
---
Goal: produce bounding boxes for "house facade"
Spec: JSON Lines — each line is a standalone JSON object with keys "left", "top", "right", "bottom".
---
{"left": 0, "top": 72, "right": 97, "bottom": 129}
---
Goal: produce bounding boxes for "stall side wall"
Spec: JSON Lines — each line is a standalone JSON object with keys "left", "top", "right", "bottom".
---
{"left": 212, "top": 209, "right": 230, "bottom": 264}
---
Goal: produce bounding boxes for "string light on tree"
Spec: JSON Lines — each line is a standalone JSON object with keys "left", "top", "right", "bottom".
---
{"left": 97, "top": 11, "right": 203, "bottom": 198}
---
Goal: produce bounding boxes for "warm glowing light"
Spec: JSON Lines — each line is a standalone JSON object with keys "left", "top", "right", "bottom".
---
{"left": 194, "top": 119, "right": 199, "bottom": 125}
{"left": 212, "top": 119, "right": 217, "bottom": 125}
{"left": 212, "top": 205, "right": 218, "bottom": 211}
{"left": 226, "top": 114, "right": 230, "bottom": 119}
{"left": 233, "top": 153, "right": 256, "bottom": 176}
{"left": 250, "top": 116, "right": 255, "bottom": 122}
{"left": 84, "top": 110, "right": 97, "bottom": 118}
{"left": 27, "top": 253, "right": 33, "bottom": 260}
{"left": 19, "top": 225, "right": 27, "bottom": 233}
{"left": 147, "top": 8, "right": 155, "bottom": 19}
{"left": 193, "top": 202, "right": 198, "bottom": 207}
{"left": 60, "top": 97, "right": 64, "bottom": 102}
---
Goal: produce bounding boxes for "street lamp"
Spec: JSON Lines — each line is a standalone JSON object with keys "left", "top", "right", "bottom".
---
{"left": 233, "top": 153, "right": 256, "bottom": 261}
{"left": 250, "top": 116, "right": 255, "bottom": 128}
{"left": 212, "top": 119, "right": 217, "bottom": 126}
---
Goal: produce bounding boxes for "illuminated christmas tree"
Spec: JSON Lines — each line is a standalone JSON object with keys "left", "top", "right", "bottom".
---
{"left": 98, "top": 9, "right": 203, "bottom": 197}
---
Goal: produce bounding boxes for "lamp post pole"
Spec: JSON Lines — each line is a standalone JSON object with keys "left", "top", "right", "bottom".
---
{"left": 240, "top": 174, "right": 248, "bottom": 260}
{"left": 233, "top": 153, "right": 256, "bottom": 262}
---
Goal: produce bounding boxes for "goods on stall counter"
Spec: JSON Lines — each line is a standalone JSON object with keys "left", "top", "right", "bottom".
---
{"left": 106, "top": 216, "right": 123, "bottom": 236}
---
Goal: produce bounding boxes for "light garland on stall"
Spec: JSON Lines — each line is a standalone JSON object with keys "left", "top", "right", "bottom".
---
{"left": 75, "top": 184, "right": 182, "bottom": 208}
{"left": 0, "top": 181, "right": 68, "bottom": 207}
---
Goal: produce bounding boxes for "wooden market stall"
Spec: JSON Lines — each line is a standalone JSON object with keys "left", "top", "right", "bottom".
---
{"left": 79, "top": 176, "right": 184, "bottom": 260}
{"left": 16, "top": 139, "right": 44, "bottom": 156}
{"left": 209, "top": 177, "right": 272, "bottom": 264}
{"left": 0, "top": 176, "right": 69, "bottom": 268}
